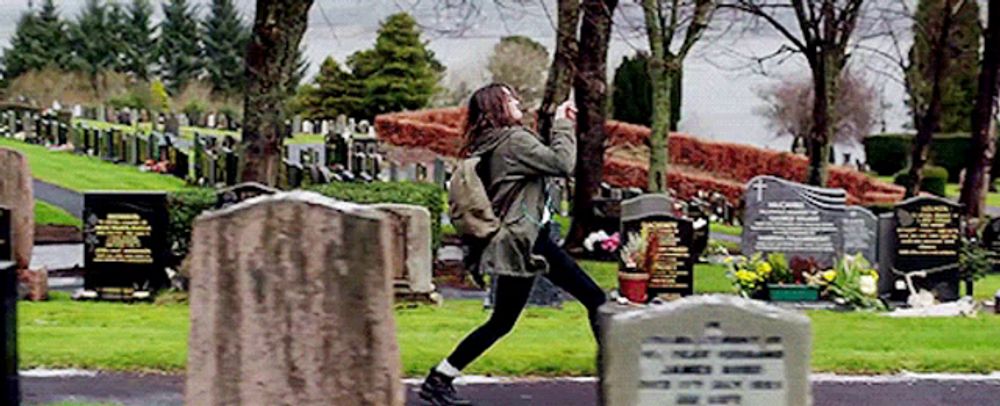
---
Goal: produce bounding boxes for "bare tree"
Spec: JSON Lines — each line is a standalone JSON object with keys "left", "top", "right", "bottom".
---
{"left": 641, "top": 0, "right": 715, "bottom": 192}
{"left": 538, "top": 0, "right": 581, "bottom": 140}
{"left": 959, "top": 0, "right": 1000, "bottom": 221}
{"left": 240, "top": 0, "right": 314, "bottom": 186}
{"left": 729, "top": 0, "right": 865, "bottom": 186}
{"left": 566, "top": 0, "right": 619, "bottom": 249}
{"left": 756, "top": 69, "right": 881, "bottom": 148}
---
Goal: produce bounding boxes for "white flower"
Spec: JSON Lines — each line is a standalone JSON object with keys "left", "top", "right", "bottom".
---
{"left": 859, "top": 275, "right": 877, "bottom": 296}
{"left": 583, "top": 231, "right": 608, "bottom": 252}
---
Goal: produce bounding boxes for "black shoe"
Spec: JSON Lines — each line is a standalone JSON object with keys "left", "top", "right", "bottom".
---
{"left": 419, "top": 368, "right": 472, "bottom": 406}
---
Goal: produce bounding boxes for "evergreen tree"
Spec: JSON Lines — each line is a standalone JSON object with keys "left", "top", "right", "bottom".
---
{"left": 2, "top": 0, "right": 72, "bottom": 80}
{"left": 69, "top": 0, "right": 121, "bottom": 93}
{"left": 295, "top": 56, "right": 363, "bottom": 119}
{"left": 157, "top": 0, "right": 202, "bottom": 95}
{"left": 347, "top": 13, "right": 444, "bottom": 119}
{"left": 612, "top": 54, "right": 652, "bottom": 126}
{"left": 286, "top": 46, "right": 309, "bottom": 96}
{"left": 122, "top": 0, "right": 155, "bottom": 80}
{"left": 907, "top": 0, "right": 981, "bottom": 133}
{"left": 203, "top": 0, "right": 249, "bottom": 97}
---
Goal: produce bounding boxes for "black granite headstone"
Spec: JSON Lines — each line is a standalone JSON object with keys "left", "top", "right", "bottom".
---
{"left": 843, "top": 206, "right": 879, "bottom": 267}
{"left": 0, "top": 207, "right": 9, "bottom": 262}
{"left": 83, "top": 192, "right": 169, "bottom": 294}
{"left": 981, "top": 217, "right": 1000, "bottom": 273}
{"left": 621, "top": 194, "right": 695, "bottom": 301}
{"left": 741, "top": 175, "right": 847, "bottom": 267}
{"left": 0, "top": 260, "right": 17, "bottom": 404}
{"left": 891, "top": 196, "right": 962, "bottom": 301}
{"left": 215, "top": 182, "right": 279, "bottom": 209}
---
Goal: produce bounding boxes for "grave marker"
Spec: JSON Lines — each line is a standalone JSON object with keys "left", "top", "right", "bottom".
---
{"left": 185, "top": 192, "right": 403, "bottom": 405}
{"left": 83, "top": 192, "right": 169, "bottom": 295}
{"left": 600, "top": 295, "right": 812, "bottom": 406}
{"left": 0, "top": 148, "right": 33, "bottom": 270}
{"left": 0, "top": 207, "right": 9, "bottom": 262}
{"left": 981, "top": 217, "right": 1000, "bottom": 273}
{"left": 621, "top": 194, "right": 695, "bottom": 301}
{"left": 0, "top": 260, "right": 17, "bottom": 405}
{"left": 842, "top": 206, "right": 879, "bottom": 267}
{"left": 891, "top": 196, "right": 962, "bottom": 301}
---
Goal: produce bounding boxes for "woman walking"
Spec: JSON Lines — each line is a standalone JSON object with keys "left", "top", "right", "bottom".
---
{"left": 420, "top": 84, "right": 607, "bottom": 406}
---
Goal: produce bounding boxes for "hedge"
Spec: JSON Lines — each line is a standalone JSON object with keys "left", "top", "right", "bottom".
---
{"left": 307, "top": 181, "right": 445, "bottom": 249}
{"left": 864, "top": 133, "right": 973, "bottom": 182}
{"left": 893, "top": 165, "right": 949, "bottom": 197}
{"left": 166, "top": 188, "right": 217, "bottom": 268}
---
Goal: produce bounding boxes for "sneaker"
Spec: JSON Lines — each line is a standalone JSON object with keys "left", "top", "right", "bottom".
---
{"left": 419, "top": 368, "right": 472, "bottom": 406}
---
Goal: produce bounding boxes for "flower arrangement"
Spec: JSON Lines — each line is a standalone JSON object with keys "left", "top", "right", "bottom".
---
{"left": 806, "top": 254, "right": 885, "bottom": 310}
{"left": 724, "top": 253, "right": 793, "bottom": 298}
{"left": 618, "top": 232, "right": 646, "bottom": 271}
{"left": 584, "top": 230, "right": 621, "bottom": 259}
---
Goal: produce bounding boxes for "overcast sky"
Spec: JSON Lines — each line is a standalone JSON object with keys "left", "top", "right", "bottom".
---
{"left": 0, "top": 0, "right": 920, "bottom": 158}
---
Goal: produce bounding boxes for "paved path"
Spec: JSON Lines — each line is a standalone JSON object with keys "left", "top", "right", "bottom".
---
{"left": 32, "top": 179, "right": 83, "bottom": 219}
{"left": 20, "top": 372, "right": 1000, "bottom": 406}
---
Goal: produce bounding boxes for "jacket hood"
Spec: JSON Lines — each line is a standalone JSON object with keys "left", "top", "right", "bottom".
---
{"left": 468, "top": 126, "right": 520, "bottom": 156}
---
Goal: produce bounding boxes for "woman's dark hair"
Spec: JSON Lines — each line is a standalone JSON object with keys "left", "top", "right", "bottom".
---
{"left": 462, "top": 83, "right": 521, "bottom": 156}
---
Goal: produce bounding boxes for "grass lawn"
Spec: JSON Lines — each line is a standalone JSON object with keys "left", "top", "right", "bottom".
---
{"left": 35, "top": 201, "right": 81, "bottom": 227}
{"left": 0, "top": 137, "right": 187, "bottom": 192}
{"left": 945, "top": 183, "right": 1000, "bottom": 207}
{"left": 709, "top": 222, "right": 742, "bottom": 237}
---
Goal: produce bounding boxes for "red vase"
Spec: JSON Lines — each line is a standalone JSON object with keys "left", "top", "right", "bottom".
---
{"left": 618, "top": 272, "right": 650, "bottom": 304}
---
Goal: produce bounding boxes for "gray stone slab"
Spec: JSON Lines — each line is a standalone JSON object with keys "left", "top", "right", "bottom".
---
{"left": 373, "top": 203, "right": 434, "bottom": 295}
{"left": 842, "top": 206, "right": 878, "bottom": 267}
{"left": 30, "top": 243, "right": 83, "bottom": 271}
{"left": 0, "top": 148, "right": 33, "bottom": 269}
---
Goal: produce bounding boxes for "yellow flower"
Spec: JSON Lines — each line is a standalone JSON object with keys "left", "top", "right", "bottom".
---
{"left": 822, "top": 270, "right": 837, "bottom": 282}
{"left": 756, "top": 262, "right": 773, "bottom": 275}
{"left": 735, "top": 270, "right": 758, "bottom": 284}
{"left": 723, "top": 256, "right": 734, "bottom": 264}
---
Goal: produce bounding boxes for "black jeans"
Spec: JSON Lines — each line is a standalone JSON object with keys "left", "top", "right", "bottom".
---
{"left": 446, "top": 226, "right": 607, "bottom": 371}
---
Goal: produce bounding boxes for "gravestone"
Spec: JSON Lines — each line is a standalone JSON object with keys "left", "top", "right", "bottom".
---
{"left": 215, "top": 182, "right": 279, "bottom": 209}
{"left": 600, "top": 295, "right": 812, "bottom": 406}
{"left": 83, "top": 192, "right": 169, "bottom": 295}
{"left": 842, "top": 206, "right": 879, "bottom": 267}
{"left": 981, "top": 217, "right": 1000, "bottom": 273}
{"left": 876, "top": 213, "right": 897, "bottom": 298}
{"left": 185, "top": 192, "right": 403, "bottom": 405}
{"left": 0, "top": 207, "right": 9, "bottom": 261}
{"left": 891, "top": 196, "right": 962, "bottom": 301}
{"left": 0, "top": 260, "right": 17, "bottom": 405}
{"left": 741, "top": 176, "right": 846, "bottom": 268}
{"left": 620, "top": 194, "right": 695, "bottom": 302}
{"left": 0, "top": 149, "right": 33, "bottom": 270}
{"left": 372, "top": 204, "right": 436, "bottom": 299}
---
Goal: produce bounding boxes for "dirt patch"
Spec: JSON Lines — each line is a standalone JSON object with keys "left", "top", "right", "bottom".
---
{"left": 35, "top": 225, "right": 82, "bottom": 244}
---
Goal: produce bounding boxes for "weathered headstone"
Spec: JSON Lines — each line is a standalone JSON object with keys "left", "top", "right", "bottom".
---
{"left": 600, "top": 295, "right": 812, "bottom": 406}
{"left": 83, "top": 192, "right": 169, "bottom": 295}
{"left": 981, "top": 217, "right": 1000, "bottom": 273}
{"left": 185, "top": 192, "right": 403, "bottom": 405}
{"left": 891, "top": 196, "right": 962, "bottom": 301}
{"left": 842, "top": 206, "right": 879, "bottom": 267}
{"left": 0, "top": 149, "right": 33, "bottom": 270}
{"left": 621, "top": 194, "right": 695, "bottom": 301}
{"left": 741, "top": 176, "right": 846, "bottom": 267}
{"left": 215, "top": 182, "right": 279, "bottom": 209}
{"left": 372, "top": 204, "right": 436, "bottom": 299}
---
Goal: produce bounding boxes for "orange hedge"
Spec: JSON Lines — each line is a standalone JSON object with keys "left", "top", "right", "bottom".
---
{"left": 375, "top": 108, "right": 904, "bottom": 205}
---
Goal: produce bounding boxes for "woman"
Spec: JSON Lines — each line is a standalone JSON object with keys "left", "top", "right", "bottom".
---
{"left": 420, "top": 84, "right": 607, "bottom": 406}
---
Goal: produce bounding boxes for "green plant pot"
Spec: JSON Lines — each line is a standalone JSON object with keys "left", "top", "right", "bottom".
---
{"left": 767, "top": 284, "right": 819, "bottom": 302}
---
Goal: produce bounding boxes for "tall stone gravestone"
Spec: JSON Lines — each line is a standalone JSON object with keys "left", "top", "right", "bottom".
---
{"left": 185, "top": 192, "right": 403, "bottom": 405}
{"left": 600, "top": 295, "right": 812, "bottom": 406}
{"left": 0, "top": 148, "right": 33, "bottom": 270}
{"left": 842, "top": 206, "right": 879, "bottom": 267}
{"left": 620, "top": 194, "right": 695, "bottom": 301}
{"left": 372, "top": 203, "right": 436, "bottom": 299}
{"left": 980, "top": 217, "right": 1000, "bottom": 273}
{"left": 891, "top": 196, "right": 962, "bottom": 301}
{"left": 83, "top": 192, "right": 169, "bottom": 295}
{"left": 742, "top": 176, "right": 846, "bottom": 267}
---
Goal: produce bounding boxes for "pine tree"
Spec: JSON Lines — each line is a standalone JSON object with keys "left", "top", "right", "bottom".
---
{"left": 158, "top": 0, "right": 202, "bottom": 95}
{"left": 203, "top": 0, "right": 249, "bottom": 97}
{"left": 2, "top": 0, "right": 72, "bottom": 80}
{"left": 907, "top": 0, "right": 981, "bottom": 133}
{"left": 347, "top": 13, "right": 444, "bottom": 119}
{"left": 122, "top": 0, "right": 155, "bottom": 80}
{"left": 69, "top": 0, "right": 121, "bottom": 93}
{"left": 296, "top": 56, "right": 363, "bottom": 119}
{"left": 612, "top": 54, "right": 653, "bottom": 126}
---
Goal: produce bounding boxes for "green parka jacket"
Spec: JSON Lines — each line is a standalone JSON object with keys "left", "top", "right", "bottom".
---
{"left": 466, "top": 118, "right": 576, "bottom": 278}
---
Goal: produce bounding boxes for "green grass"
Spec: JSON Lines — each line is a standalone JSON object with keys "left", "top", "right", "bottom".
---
{"left": 709, "top": 222, "right": 742, "bottom": 237}
{"left": 35, "top": 201, "right": 81, "bottom": 227}
{"left": 945, "top": 183, "right": 1000, "bottom": 207}
{"left": 39, "top": 402, "right": 120, "bottom": 406}
{"left": 0, "top": 137, "right": 187, "bottom": 192}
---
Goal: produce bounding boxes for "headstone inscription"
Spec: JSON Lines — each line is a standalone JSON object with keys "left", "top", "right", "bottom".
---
{"left": 600, "top": 295, "right": 812, "bottom": 406}
{"left": 741, "top": 176, "right": 846, "bottom": 267}
{"left": 842, "top": 206, "right": 879, "bottom": 267}
{"left": 621, "top": 194, "right": 695, "bottom": 301}
{"left": 185, "top": 192, "right": 403, "bottom": 405}
{"left": 981, "top": 217, "right": 1000, "bottom": 273}
{"left": 83, "top": 192, "right": 169, "bottom": 295}
{"left": 215, "top": 182, "right": 279, "bottom": 209}
{"left": 891, "top": 196, "right": 962, "bottom": 302}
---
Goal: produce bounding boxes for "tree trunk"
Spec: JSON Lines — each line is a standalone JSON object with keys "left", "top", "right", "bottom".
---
{"left": 905, "top": 0, "right": 956, "bottom": 198}
{"left": 641, "top": 0, "right": 671, "bottom": 193}
{"left": 239, "top": 0, "right": 314, "bottom": 186}
{"left": 807, "top": 61, "right": 833, "bottom": 186}
{"left": 538, "top": 0, "right": 580, "bottom": 140}
{"left": 959, "top": 0, "right": 1000, "bottom": 220}
{"left": 566, "top": 0, "right": 618, "bottom": 250}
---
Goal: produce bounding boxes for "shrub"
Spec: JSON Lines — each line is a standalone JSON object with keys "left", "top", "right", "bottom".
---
{"left": 865, "top": 133, "right": 971, "bottom": 181}
{"left": 166, "top": 188, "right": 217, "bottom": 267}
{"left": 307, "top": 181, "right": 445, "bottom": 249}
{"left": 893, "top": 165, "right": 949, "bottom": 197}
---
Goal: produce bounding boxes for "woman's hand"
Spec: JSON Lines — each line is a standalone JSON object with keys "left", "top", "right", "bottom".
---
{"left": 555, "top": 100, "right": 577, "bottom": 121}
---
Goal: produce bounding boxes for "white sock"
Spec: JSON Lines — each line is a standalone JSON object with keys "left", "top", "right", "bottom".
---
{"left": 435, "top": 359, "right": 461, "bottom": 378}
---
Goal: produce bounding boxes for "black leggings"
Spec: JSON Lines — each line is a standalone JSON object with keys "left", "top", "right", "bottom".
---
{"left": 446, "top": 227, "right": 607, "bottom": 371}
